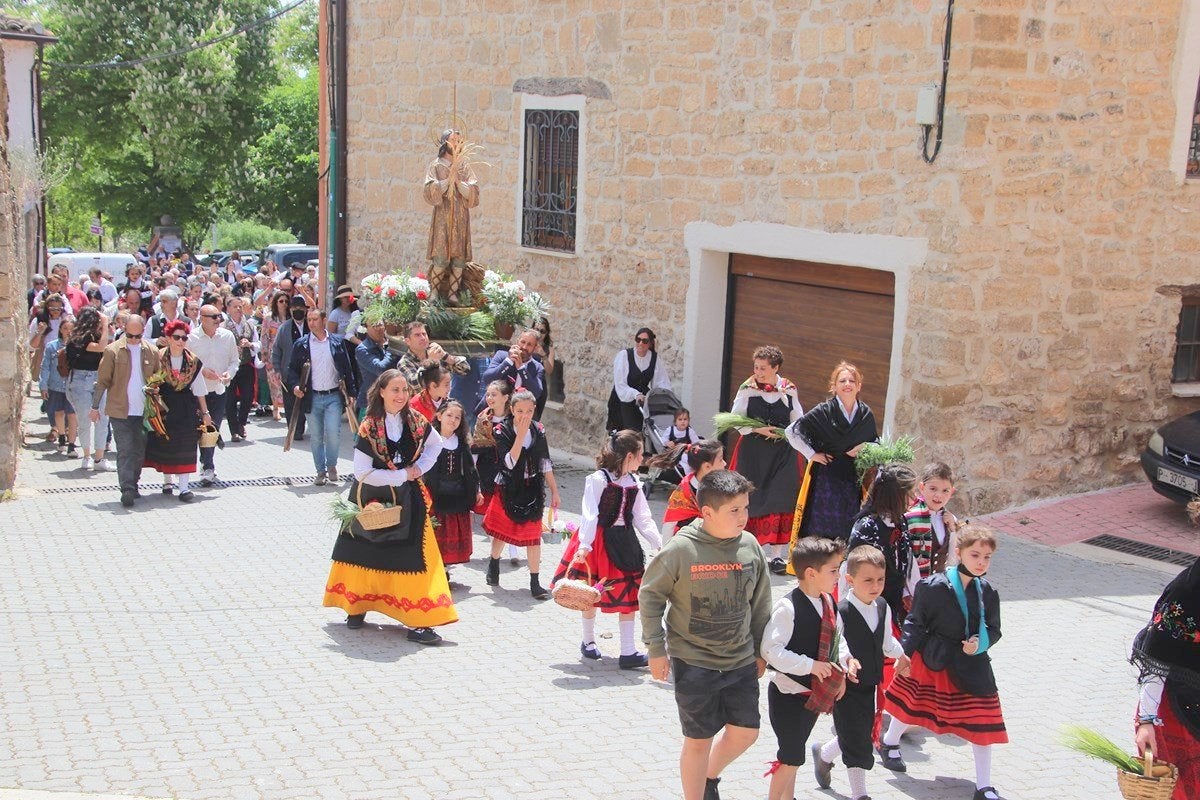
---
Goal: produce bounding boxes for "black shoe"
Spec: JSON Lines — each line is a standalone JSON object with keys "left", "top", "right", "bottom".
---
{"left": 580, "top": 641, "right": 602, "bottom": 660}
{"left": 407, "top": 627, "right": 442, "bottom": 645}
{"left": 294, "top": 433, "right": 305, "bottom": 441}
{"left": 132, "top": 489, "right": 142, "bottom": 499}
{"left": 485, "top": 557, "right": 500, "bottom": 586}
{"left": 877, "top": 743, "right": 907, "bottom": 772}
{"left": 119, "top": 492, "right": 135, "bottom": 508}
{"left": 973, "top": 789, "right": 1000, "bottom": 800}
{"left": 769, "top": 557, "right": 788, "bottom": 575}
{"left": 812, "top": 742, "right": 833, "bottom": 789}
{"left": 346, "top": 614, "right": 365, "bottom": 629}
{"left": 530, "top": 574, "right": 549, "bottom": 600}
{"left": 703, "top": 776, "right": 720, "bottom": 800}
{"left": 162, "top": 485, "right": 174, "bottom": 495}
{"left": 618, "top": 652, "right": 649, "bottom": 670}
{"left": 508, "top": 557, "right": 519, "bottom": 566}
{"left": 178, "top": 491, "right": 195, "bottom": 503}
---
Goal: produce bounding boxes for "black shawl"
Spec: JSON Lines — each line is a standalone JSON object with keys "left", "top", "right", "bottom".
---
{"left": 1131, "top": 557, "right": 1200, "bottom": 692}
{"left": 791, "top": 397, "right": 878, "bottom": 484}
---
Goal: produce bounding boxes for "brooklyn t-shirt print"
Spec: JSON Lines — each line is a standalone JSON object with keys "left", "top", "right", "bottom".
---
{"left": 688, "top": 560, "right": 752, "bottom": 641}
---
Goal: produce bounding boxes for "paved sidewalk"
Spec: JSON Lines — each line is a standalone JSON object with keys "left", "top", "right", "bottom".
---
{"left": 0, "top": 403, "right": 1181, "bottom": 800}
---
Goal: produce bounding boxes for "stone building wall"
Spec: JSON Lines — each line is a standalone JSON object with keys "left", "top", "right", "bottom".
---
{"left": 0, "top": 42, "right": 25, "bottom": 491}
{"left": 344, "top": 0, "right": 1200, "bottom": 513}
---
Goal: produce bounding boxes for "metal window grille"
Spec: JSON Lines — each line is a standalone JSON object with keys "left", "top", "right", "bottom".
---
{"left": 1172, "top": 299, "right": 1200, "bottom": 382}
{"left": 521, "top": 109, "right": 579, "bottom": 252}
{"left": 1189, "top": 75, "right": 1200, "bottom": 178}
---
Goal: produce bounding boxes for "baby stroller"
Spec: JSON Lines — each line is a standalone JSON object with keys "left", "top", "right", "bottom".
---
{"left": 640, "top": 387, "right": 685, "bottom": 496}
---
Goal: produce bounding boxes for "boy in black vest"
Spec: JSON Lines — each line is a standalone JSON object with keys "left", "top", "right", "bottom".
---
{"left": 811, "top": 545, "right": 909, "bottom": 800}
{"left": 760, "top": 537, "right": 847, "bottom": 800}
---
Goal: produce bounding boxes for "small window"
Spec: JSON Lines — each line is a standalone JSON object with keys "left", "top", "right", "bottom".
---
{"left": 521, "top": 109, "right": 579, "bottom": 253}
{"left": 1173, "top": 298, "right": 1200, "bottom": 382}
{"left": 1189, "top": 76, "right": 1200, "bottom": 179}
{"left": 548, "top": 360, "right": 566, "bottom": 404}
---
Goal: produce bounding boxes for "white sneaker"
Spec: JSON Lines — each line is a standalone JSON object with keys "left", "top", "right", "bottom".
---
{"left": 81, "top": 456, "right": 93, "bottom": 470}
{"left": 200, "top": 468, "right": 216, "bottom": 487}
{"left": 95, "top": 458, "right": 113, "bottom": 472}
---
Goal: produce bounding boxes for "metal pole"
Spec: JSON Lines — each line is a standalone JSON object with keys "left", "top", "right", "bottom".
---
{"left": 97, "top": 211, "right": 103, "bottom": 251}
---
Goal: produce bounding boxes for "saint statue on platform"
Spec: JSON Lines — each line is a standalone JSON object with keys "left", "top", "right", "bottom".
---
{"left": 423, "top": 129, "right": 481, "bottom": 306}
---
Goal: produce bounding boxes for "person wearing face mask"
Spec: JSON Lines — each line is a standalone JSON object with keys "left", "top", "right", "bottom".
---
{"left": 271, "top": 295, "right": 310, "bottom": 441}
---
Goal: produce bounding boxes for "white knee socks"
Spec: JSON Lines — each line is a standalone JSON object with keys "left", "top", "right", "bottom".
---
{"left": 973, "top": 743, "right": 992, "bottom": 789}
{"left": 619, "top": 619, "right": 637, "bottom": 656}
{"left": 582, "top": 615, "right": 595, "bottom": 644}
{"left": 847, "top": 767, "right": 867, "bottom": 798}
{"left": 882, "top": 718, "right": 910, "bottom": 747}
{"left": 819, "top": 738, "right": 841, "bottom": 763}
{"left": 178, "top": 474, "right": 190, "bottom": 492}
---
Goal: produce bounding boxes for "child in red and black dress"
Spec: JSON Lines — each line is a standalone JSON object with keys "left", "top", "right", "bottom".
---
{"left": 552, "top": 429, "right": 662, "bottom": 668}
{"left": 423, "top": 400, "right": 480, "bottom": 572}
{"left": 483, "top": 390, "right": 561, "bottom": 600}
{"left": 1132, "top": 510, "right": 1200, "bottom": 800}
{"left": 882, "top": 524, "right": 1007, "bottom": 800}
{"left": 653, "top": 439, "right": 726, "bottom": 543}
{"left": 471, "top": 379, "right": 512, "bottom": 519}
{"left": 410, "top": 361, "right": 450, "bottom": 423}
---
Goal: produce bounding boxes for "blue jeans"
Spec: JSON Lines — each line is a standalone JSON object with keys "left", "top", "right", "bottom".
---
{"left": 306, "top": 391, "right": 343, "bottom": 474}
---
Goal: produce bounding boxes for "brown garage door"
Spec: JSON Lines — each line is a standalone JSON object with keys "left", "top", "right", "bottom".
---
{"left": 722, "top": 255, "right": 895, "bottom": 425}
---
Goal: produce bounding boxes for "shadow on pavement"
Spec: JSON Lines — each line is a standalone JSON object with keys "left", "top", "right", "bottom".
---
{"left": 546, "top": 660, "right": 651, "bottom": 690}
{"left": 321, "top": 621, "right": 457, "bottom": 662}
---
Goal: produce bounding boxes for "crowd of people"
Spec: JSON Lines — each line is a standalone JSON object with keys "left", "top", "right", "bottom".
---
{"left": 26, "top": 269, "right": 1197, "bottom": 800}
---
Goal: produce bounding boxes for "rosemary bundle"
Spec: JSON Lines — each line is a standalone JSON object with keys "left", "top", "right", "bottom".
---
{"left": 1060, "top": 725, "right": 1145, "bottom": 774}
{"left": 853, "top": 435, "right": 916, "bottom": 484}
{"left": 713, "top": 412, "right": 783, "bottom": 438}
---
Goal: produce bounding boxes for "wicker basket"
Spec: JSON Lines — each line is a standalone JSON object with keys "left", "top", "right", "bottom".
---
{"left": 552, "top": 563, "right": 602, "bottom": 611}
{"left": 197, "top": 424, "right": 220, "bottom": 448}
{"left": 1117, "top": 752, "right": 1178, "bottom": 800}
{"left": 354, "top": 484, "right": 403, "bottom": 531}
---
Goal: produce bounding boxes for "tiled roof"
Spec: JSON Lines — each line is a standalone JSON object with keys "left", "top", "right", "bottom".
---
{"left": 0, "top": 13, "right": 56, "bottom": 41}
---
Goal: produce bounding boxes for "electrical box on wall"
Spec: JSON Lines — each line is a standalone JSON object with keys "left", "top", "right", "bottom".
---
{"left": 916, "top": 84, "right": 940, "bottom": 125}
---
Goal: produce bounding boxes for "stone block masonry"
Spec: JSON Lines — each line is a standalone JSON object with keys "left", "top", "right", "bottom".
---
{"left": 343, "top": 0, "right": 1200, "bottom": 515}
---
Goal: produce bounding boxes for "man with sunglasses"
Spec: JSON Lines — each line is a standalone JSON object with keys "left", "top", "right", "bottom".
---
{"left": 188, "top": 305, "right": 240, "bottom": 486}
{"left": 91, "top": 317, "right": 161, "bottom": 507}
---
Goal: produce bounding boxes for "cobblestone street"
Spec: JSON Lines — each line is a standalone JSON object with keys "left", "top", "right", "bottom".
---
{"left": 0, "top": 404, "right": 1188, "bottom": 800}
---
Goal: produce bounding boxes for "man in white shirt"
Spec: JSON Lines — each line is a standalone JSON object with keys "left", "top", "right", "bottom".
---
{"left": 84, "top": 267, "right": 119, "bottom": 305}
{"left": 188, "top": 304, "right": 239, "bottom": 486}
{"left": 287, "top": 308, "right": 358, "bottom": 485}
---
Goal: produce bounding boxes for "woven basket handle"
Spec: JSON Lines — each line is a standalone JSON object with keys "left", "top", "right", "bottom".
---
{"left": 545, "top": 506, "right": 556, "bottom": 528}
{"left": 355, "top": 481, "right": 397, "bottom": 510}
{"left": 1143, "top": 750, "right": 1155, "bottom": 777}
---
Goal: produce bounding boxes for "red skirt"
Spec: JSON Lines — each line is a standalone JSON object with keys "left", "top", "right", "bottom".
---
{"left": 1159, "top": 683, "right": 1200, "bottom": 800}
{"left": 473, "top": 489, "right": 494, "bottom": 517}
{"left": 883, "top": 651, "right": 1008, "bottom": 745}
{"left": 551, "top": 527, "right": 643, "bottom": 614}
{"left": 747, "top": 512, "right": 794, "bottom": 546}
{"left": 483, "top": 502, "right": 543, "bottom": 547}
{"left": 432, "top": 511, "right": 473, "bottom": 565}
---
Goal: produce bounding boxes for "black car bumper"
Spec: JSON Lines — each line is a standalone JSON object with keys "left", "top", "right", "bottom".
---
{"left": 1140, "top": 450, "right": 1200, "bottom": 503}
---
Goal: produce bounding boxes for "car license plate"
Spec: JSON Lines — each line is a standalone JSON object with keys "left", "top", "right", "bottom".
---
{"left": 1157, "top": 467, "right": 1198, "bottom": 494}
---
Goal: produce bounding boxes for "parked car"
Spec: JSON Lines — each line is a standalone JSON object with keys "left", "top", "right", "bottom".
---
{"left": 259, "top": 244, "right": 318, "bottom": 272}
{"left": 48, "top": 246, "right": 75, "bottom": 255}
{"left": 47, "top": 252, "right": 138, "bottom": 282}
{"left": 1140, "top": 411, "right": 1200, "bottom": 502}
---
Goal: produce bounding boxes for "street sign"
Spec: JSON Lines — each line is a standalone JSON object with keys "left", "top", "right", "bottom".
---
{"left": 89, "top": 224, "right": 103, "bottom": 236}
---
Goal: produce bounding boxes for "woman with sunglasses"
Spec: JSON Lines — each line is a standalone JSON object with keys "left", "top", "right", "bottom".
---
{"left": 257, "top": 291, "right": 289, "bottom": 422}
{"left": 64, "top": 307, "right": 113, "bottom": 471}
{"left": 606, "top": 327, "right": 672, "bottom": 432}
{"left": 143, "top": 320, "right": 211, "bottom": 502}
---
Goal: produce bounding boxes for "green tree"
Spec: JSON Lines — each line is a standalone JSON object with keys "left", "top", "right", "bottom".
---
{"left": 41, "top": 0, "right": 280, "bottom": 245}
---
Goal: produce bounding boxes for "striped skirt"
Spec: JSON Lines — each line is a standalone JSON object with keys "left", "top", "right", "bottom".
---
{"left": 883, "top": 652, "right": 1008, "bottom": 745}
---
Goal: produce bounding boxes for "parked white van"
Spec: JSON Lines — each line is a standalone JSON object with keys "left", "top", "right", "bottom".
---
{"left": 46, "top": 252, "right": 138, "bottom": 282}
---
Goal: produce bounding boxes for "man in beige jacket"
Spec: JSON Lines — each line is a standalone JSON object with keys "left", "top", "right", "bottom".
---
{"left": 89, "top": 316, "right": 160, "bottom": 507}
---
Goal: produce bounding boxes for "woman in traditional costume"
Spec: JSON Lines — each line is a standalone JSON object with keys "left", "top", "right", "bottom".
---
{"left": 1132, "top": 520, "right": 1200, "bottom": 800}
{"left": 322, "top": 368, "right": 457, "bottom": 645}
{"left": 727, "top": 345, "right": 803, "bottom": 573}
{"left": 483, "top": 390, "right": 561, "bottom": 599}
{"left": 786, "top": 361, "right": 878, "bottom": 549}
{"left": 143, "top": 320, "right": 210, "bottom": 502}
{"left": 606, "top": 327, "right": 671, "bottom": 432}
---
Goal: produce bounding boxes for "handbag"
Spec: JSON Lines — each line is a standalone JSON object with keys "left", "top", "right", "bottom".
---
{"left": 348, "top": 481, "right": 417, "bottom": 543}
{"left": 56, "top": 346, "right": 70, "bottom": 378}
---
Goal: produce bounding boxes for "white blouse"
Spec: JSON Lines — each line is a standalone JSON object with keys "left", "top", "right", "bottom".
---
{"left": 612, "top": 348, "right": 672, "bottom": 402}
{"left": 502, "top": 428, "right": 554, "bottom": 473}
{"left": 730, "top": 377, "right": 803, "bottom": 435}
{"left": 352, "top": 412, "right": 444, "bottom": 487}
{"left": 577, "top": 470, "right": 662, "bottom": 553}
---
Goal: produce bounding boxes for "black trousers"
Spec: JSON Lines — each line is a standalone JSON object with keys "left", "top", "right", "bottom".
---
{"left": 833, "top": 685, "right": 877, "bottom": 769}
{"left": 767, "top": 683, "right": 821, "bottom": 766}
{"left": 227, "top": 362, "right": 256, "bottom": 436}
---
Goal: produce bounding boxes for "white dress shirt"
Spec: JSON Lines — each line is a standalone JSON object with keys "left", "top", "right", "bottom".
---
{"left": 308, "top": 334, "right": 340, "bottom": 391}
{"left": 125, "top": 343, "right": 146, "bottom": 416}
{"left": 762, "top": 591, "right": 848, "bottom": 695}
{"left": 576, "top": 471, "right": 662, "bottom": 554}
{"left": 612, "top": 348, "right": 672, "bottom": 402}
{"left": 841, "top": 591, "right": 905, "bottom": 665}
{"left": 188, "top": 326, "right": 239, "bottom": 395}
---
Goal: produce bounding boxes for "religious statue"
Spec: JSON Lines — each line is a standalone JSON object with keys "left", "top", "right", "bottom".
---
{"left": 422, "top": 129, "right": 481, "bottom": 306}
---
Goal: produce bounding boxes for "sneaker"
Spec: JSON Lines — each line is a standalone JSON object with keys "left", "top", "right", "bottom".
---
{"left": 314, "top": 472, "right": 328, "bottom": 486}
{"left": 877, "top": 743, "right": 907, "bottom": 773}
{"left": 618, "top": 652, "right": 649, "bottom": 670}
{"left": 812, "top": 742, "right": 833, "bottom": 789}
{"left": 66, "top": 444, "right": 77, "bottom": 457}
{"left": 580, "top": 641, "right": 602, "bottom": 660}
{"left": 769, "top": 557, "right": 788, "bottom": 575}
{"left": 973, "top": 789, "right": 1000, "bottom": 800}
{"left": 95, "top": 458, "right": 113, "bottom": 472}
{"left": 346, "top": 614, "right": 365, "bottom": 629}
{"left": 178, "top": 491, "right": 195, "bottom": 503}
{"left": 119, "top": 491, "right": 135, "bottom": 508}
{"left": 230, "top": 433, "right": 243, "bottom": 442}
{"left": 56, "top": 443, "right": 66, "bottom": 455}
{"left": 81, "top": 456, "right": 93, "bottom": 470}
{"left": 199, "top": 468, "right": 215, "bottom": 487}
{"left": 407, "top": 626, "right": 442, "bottom": 645}
{"left": 703, "top": 777, "right": 720, "bottom": 800}
{"left": 327, "top": 466, "right": 339, "bottom": 483}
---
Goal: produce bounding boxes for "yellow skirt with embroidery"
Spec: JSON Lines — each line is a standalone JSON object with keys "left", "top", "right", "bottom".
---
{"left": 322, "top": 518, "right": 459, "bottom": 628}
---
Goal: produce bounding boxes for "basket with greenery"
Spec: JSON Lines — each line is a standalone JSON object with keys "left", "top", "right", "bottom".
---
{"left": 1060, "top": 725, "right": 1177, "bottom": 800}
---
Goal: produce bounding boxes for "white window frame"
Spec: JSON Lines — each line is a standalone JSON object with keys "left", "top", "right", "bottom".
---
{"left": 1169, "top": 1, "right": 1200, "bottom": 181}
{"left": 515, "top": 92, "right": 586, "bottom": 259}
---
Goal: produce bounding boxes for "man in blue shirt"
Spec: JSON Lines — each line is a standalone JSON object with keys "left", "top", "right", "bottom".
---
{"left": 354, "top": 319, "right": 399, "bottom": 421}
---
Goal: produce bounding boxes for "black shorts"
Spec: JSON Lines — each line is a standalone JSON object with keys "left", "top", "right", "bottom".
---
{"left": 767, "top": 683, "right": 821, "bottom": 766}
{"left": 672, "top": 658, "right": 760, "bottom": 740}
